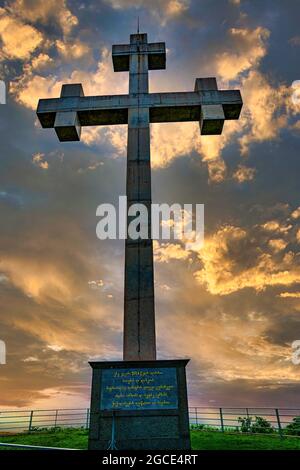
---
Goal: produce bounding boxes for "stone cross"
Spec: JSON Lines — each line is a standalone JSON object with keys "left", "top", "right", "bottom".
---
{"left": 36, "top": 33, "right": 242, "bottom": 362}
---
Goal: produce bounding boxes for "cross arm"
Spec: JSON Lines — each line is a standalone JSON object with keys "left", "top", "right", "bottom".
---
{"left": 150, "top": 78, "right": 242, "bottom": 134}
{"left": 36, "top": 79, "right": 242, "bottom": 141}
{"left": 112, "top": 42, "right": 166, "bottom": 71}
{"left": 149, "top": 89, "right": 242, "bottom": 125}
{"left": 37, "top": 84, "right": 131, "bottom": 141}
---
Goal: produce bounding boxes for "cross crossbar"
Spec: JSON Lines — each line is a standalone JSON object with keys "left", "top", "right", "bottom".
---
{"left": 37, "top": 89, "right": 242, "bottom": 141}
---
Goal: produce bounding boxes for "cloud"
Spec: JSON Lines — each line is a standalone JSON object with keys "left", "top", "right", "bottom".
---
{"left": 194, "top": 222, "right": 300, "bottom": 296}
{"left": 55, "top": 39, "right": 90, "bottom": 61}
{"left": 261, "top": 220, "right": 292, "bottom": 234}
{"left": 232, "top": 164, "right": 256, "bottom": 183}
{"left": 11, "top": 74, "right": 60, "bottom": 109}
{"left": 291, "top": 207, "right": 300, "bottom": 219}
{"left": 239, "top": 71, "right": 289, "bottom": 155}
{"left": 31, "top": 53, "right": 54, "bottom": 71}
{"left": 150, "top": 25, "right": 285, "bottom": 180}
{"left": 0, "top": 256, "right": 74, "bottom": 302}
{"left": 32, "top": 152, "right": 49, "bottom": 169}
{"left": 22, "top": 356, "right": 39, "bottom": 362}
{"left": 9, "top": 0, "right": 78, "bottom": 35}
{"left": 150, "top": 120, "right": 238, "bottom": 183}
{"left": 12, "top": 46, "right": 127, "bottom": 111}
{"left": 7, "top": 14, "right": 293, "bottom": 186}
{"left": 216, "top": 27, "right": 270, "bottom": 81}
{"left": 289, "top": 36, "right": 300, "bottom": 46}
{"left": 279, "top": 292, "right": 300, "bottom": 298}
{"left": 159, "top": 304, "right": 298, "bottom": 386}
{"left": 105, "top": 0, "right": 190, "bottom": 24}
{"left": 0, "top": 7, "right": 43, "bottom": 60}
{"left": 154, "top": 240, "right": 190, "bottom": 263}
{"left": 268, "top": 239, "right": 288, "bottom": 253}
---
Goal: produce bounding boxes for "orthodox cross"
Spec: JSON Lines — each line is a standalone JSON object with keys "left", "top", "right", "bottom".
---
{"left": 37, "top": 33, "right": 242, "bottom": 361}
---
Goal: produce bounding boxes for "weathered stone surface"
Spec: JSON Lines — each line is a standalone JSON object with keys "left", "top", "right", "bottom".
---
{"left": 53, "top": 84, "right": 84, "bottom": 141}
{"left": 124, "top": 35, "right": 155, "bottom": 361}
{"left": 200, "top": 104, "right": 225, "bottom": 135}
{"left": 112, "top": 34, "right": 166, "bottom": 72}
{"left": 195, "top": 77, "right": 218, "bottom": 91}
{"left": 37, "top": 90, "right": 242, "bottom": 130}
{"left": 60, "top": 83, "right": 84, "bottom": 98}
{"left": 54, "top": 111, "right": 81, "bottom": 141}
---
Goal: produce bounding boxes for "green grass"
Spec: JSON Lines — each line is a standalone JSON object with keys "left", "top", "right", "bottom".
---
{"left": 0, "top": 428, "right": 88, "bottom": 450}
{"left": 0, "top": 428, "right": 300, "bottom": 450}
{"left": 191, "top": 430, "right": 300, "bottom": 450}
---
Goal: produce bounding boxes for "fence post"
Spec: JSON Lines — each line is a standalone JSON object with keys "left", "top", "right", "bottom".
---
{"left": 246, "top": 408, "right": 249, "bottom": 418}
{"left": 54, "top": 409, "right": 58, "bottom": 429}
{"left": 195, "top": 407, "right": 198, "bottom": 426}
{"left": 275, "top": 408, "right": 283, "bottom": 439}
{"left": 219, "top": 408, "right": 224, "bottom": 432}
{"left": 86, "top": 408, "right": 90, "bottom": 430}
{"left": 28, "top": 410, "right": 34, "bottom": 433}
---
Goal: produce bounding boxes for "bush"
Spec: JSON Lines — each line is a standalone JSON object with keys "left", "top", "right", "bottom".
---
{"left": 285, "top": 417, "right": 300, "bottom": 436}
{"left": 238, "top": 417, "right": 252, "bottom": 433}
{"left": 238, "top": 416, "right": 274, "bottom": 434}
{"left": 190, "top": 424, "right": 206, "bottom": 430}
{"left": 251, "top": 416, "right": 274, "bottom": 434}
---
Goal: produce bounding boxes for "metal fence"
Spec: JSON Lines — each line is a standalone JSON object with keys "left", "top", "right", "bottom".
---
{"left": 189, "top": 407, "right": 300, "bottom": 437}
{"left": 0, "top": 407, "right": 299, "bottom": 436}
{"left": 0, "top": 408, "right": 90, "bottom": 434}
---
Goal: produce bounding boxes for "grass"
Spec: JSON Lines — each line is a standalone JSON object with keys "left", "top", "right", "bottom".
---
{"left": 0, "top": 428, "right": 300, "bottom": 450}
{"left": 0, "top": 428, "right": 88, "bottom": 450}
{"left": 191, "top": 430, "right": 300, "bottom": 450}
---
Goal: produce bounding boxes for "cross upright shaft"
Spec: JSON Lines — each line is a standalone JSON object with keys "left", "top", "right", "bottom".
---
{"left": 123, "top": 33, "right": 157, "bottom": 360}
{"left": 36, "top": 32, "right": 242, "bottom": 363}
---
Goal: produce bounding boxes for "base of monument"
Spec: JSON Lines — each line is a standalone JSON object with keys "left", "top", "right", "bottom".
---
{"left": 88, "top": 359, "right": 190, "bottom": 450}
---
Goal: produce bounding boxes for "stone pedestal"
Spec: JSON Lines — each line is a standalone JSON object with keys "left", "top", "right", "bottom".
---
{"left": 88, "top": 359, "right": 190, "bottom": 450}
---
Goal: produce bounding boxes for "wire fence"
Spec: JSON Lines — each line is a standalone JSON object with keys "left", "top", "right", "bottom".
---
{"left": 0, "top": 407, "right": 300, "bottom": 437}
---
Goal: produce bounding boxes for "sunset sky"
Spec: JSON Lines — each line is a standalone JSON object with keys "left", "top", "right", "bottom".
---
{"left": 0, "top": 0, "right": 300, "bottom": 410}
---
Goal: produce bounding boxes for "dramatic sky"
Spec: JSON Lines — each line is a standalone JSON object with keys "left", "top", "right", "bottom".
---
{"left": 0, "top": 0, "right": 300, "bottom": 410}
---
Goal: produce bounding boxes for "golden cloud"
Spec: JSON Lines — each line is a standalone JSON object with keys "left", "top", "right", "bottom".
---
{"left": 239, "top": 70, "right": 289, "bottom": 155}
{"left": 32, "top": 152, "right": 49, "bottom": 170}
{"left": 106, "top": 0, "right": 190, "bottom": 24}
{"left": 0, "top": 7, "right": 43, "bottom": 60}
{"left": 232, "top": 164, "right": 256, "bottom": 183}
{"left": 194, "top": 224, "right": 300, "bottom": 295}
{"left": 31, "top": 53, "right": 54, "bottom": 71}
{"left": 268, "top": 238, "right": 288, "bottom": 253}
{"left": 279, "top": 292, "right": 300, "bottom": 298}
{"left": 153, "top": 240, "right": 190, "bottom": 263}
{"left": 9, "top": 0, "right": 78, "bottom": 35}
{"left": 261, "top": 220, "right": 292, "bottom": 234}
{"left": 0, "top": 256, "right": 73, "bottom": 302}
{"left": 291, "top": 207, "right": 300, "bottom": 219}
{"left": 55, "top": 39, "right": 90, "bottom": 60}
{"left": 159, "top": 307, "right": 298, "bottom": 383}
{"left": 216, "top": 27, "right": 270, "bottom": 81}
